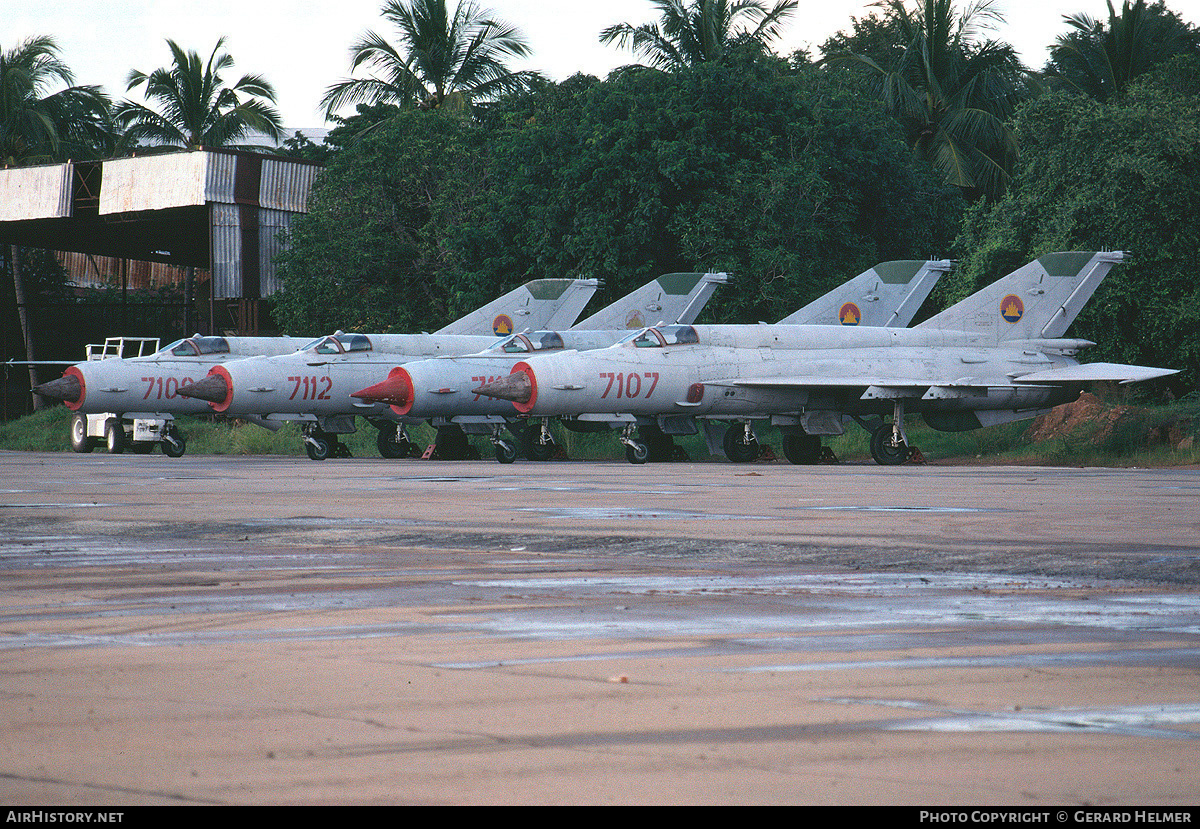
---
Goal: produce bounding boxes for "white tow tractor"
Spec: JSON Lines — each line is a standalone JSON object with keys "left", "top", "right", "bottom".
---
{"left": 68, "top": 337, "right": 187, "bottom": 457}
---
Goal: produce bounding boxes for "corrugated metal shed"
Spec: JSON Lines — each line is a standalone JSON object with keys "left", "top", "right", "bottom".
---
{"left": 0, "top": 162, "right": 73, "bottom": 221}
{"left": 0, "top": 148, "right": 321, "bottom": 301}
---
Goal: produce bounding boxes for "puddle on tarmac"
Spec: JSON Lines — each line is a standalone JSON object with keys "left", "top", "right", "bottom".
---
{"left": 515, "top": 507, "right": 774, "bottom": 520}
{"left": 822, "top": 698, "right": 1200, "bottom": 739}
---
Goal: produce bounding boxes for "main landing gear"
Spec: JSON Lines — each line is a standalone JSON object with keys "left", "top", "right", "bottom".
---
{"left": 723, "top": 422, "right": 760, "bottom": 463}
{"left": 376, "top": 422, "right": 421, "bottom": 459}
{"left": 869, "top": 401, "right": 914, "bottom": 466}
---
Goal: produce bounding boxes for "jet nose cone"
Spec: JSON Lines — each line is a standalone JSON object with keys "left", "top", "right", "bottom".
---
{"left": 352, "top": 373, "right": 410, "bottom": 406}
{"left": 473, "top": 372, "right": 532, "bottom": 404}
{"left": 177, "top": 374, "right": 229, "bottom": 403}
{"left": 33, "top": 374, "right": 82, "bottom": 403}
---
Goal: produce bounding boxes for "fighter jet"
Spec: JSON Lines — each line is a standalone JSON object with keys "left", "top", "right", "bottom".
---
{"left": 473, "top": 251, "right": 1178, "bottom": 465}
{"left": 355, "top": 260, "right": 952, "bottom": 462}
{"left": 176, "top": 273, "right": 728, "bottom": 460}
{"left": 34, "top": 278, "right": 599, "bottom": 457}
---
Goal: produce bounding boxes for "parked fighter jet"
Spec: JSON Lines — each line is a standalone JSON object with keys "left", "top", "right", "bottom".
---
{"left": 33, "top": 278, "right": 599, "bottom": 456}
{"left": 473, "top": 252, "right": 1177, "bottom": 465}
{"left": 176, "top": 273, "right": 728, "bottom": 460}
{"left": 353, "top": 260, "right": 951, "bottom": 462}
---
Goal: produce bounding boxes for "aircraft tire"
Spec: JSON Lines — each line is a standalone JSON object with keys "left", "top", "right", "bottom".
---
{"left": 782, "top": 433, "right": 821, "bottom": 465}
{"left": 723, "top": 424, "right": 759, "bottom": 463}
{"left": 162, "top": 434, "right": 187, "bottom": 458}
{"left": 625, "top": 441, "right": 649, "bottom": 464}
{"left": 525, "top": 437, "right": 555, "bottom": 462}
{"left": 494, "top": 440, "right": 517, "bottom": 464}
{"left": 104, "top": 418, "right": 125, "bottom": 454}
{"left": 306, "top": 437, "right": 331, "bottom": 461}
{"left": 376, "top": 427, "right": 409, "bottom": 459}
{"left": 870, "top": 423, "right": 910, "bottom": 466}
{"left": 70, "top": 414, "right": 94, "bottom": 453}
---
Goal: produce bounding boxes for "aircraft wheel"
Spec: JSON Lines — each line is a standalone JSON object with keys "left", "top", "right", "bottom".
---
{"left": 643, "top": 429, "right": 677, "bottom": 462}
{"left": 494, "top": 440, "right": 517, "bottom": 464}
{"left": 70, "top": 414, "right": 94, "bottom": 453}
{"left": 526, "top": 438, "right": 555, "bottom": 462}
{"left": 782, "top": 433, "right": 821, "bottom": 465}
{"left": 723, "top": 424, "right": 759, "bottom": 463}
{"left": 161, "top": 433, "right": 187, "bottom": 458}
{"left": 870, "top": 423, "right": 910, "bottom": 466}
{"left": 376, "top": 426, "right": 409, "bottom": 459}
{"left": 306, "top": 437, "right": 331, "bottom": 461}
{"left": 104, "top": 418, "right": 125, "bottom": 454}
{"left": 625, "top": 441, "right": 649, "bottom": 464}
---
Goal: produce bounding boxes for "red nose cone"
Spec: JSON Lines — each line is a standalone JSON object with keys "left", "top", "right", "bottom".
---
{"left": 352, "top": 367, "right": 414, "bottom": 415}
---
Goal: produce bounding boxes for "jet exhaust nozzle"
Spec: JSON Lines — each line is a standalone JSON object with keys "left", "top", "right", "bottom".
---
{"left": 33, "top": 374, "right": 81, "bottom": 403}
{"left": 473, "top": 372, "right": 532, "bottom": 404}
{"left": 177, "top": 374, "right": 229, "bottom": 404}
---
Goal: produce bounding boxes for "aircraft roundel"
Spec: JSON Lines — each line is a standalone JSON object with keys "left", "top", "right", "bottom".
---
{"left": 1000, "top": 294, "right": 1024, "bottom": 324}
{"left": 493, "top": 314, "right": 513, "bottom": 336}
{"left": 839, "top": 302, "right": 862, "bottom": 326}
{"left": 624, "top": 310, "right": 646, "bottom": 329}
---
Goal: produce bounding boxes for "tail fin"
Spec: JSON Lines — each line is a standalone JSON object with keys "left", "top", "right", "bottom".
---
{"left": 776, "top": 260, "right": 953, "bottom": 327}
{"left": 434, "top": 278, "right": 601, "bottom": 336}
{"left": 570, "top": 272, "right": 731, "bottom": 330}
{"left": 916, "top": 251, "right": 1126, "bottom": 341}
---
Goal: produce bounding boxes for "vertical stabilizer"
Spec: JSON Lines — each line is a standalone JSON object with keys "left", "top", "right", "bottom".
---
{"left": 570, "top": 272, "right": 730, "bottom": 330}
{"left": 434, "top": 278, "right": 601, "bottom": 336}
{"left": 915, "top": 251, "right": 1125, "bottom": 341}
{"left": 777, "top": 260, "right": 952, "bottom": 327}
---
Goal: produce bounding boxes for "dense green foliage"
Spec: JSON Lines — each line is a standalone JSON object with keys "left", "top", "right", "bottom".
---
{"left": 275, "top": 55, "right": 963, "bottom": 333}
{"left": 949, "top": 55, "right": 1200, "bottom": 389}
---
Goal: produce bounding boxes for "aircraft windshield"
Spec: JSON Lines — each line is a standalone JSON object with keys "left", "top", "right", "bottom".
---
{"left": 336, "top": 333, "right": 372, "bottom": 352}
{"left": 193, "top": 337, "right": 230, "bottom": 355}
{"left": 309, "top": 333, "right": 372, "bottom": 355}
{"left": 168, "top": 337, "right": 229, "bottom": 356}
{"left": 658, "top": 325, "right": 699, "bottom": 345}
{"left": 628, "top": 325, "right": 699, "bottom": 348}
{"left": 500, "top": 331, "right": 565, "bottom": 354}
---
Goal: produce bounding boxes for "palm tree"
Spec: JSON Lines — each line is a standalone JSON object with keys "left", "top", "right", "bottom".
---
{"left": 321, "top": 0, "right": 538, "bottom": 118}
{"left": 1044, "top": 0, "right": 1200, "bottom": 102}
{"left": 1, "top": 35, "right": 112, "bottom": 165}
{"left": 599, "top": 0, "right": 799, "bottom": 72}
{"left": 823, "top": 0, "right": 1028, "bottom": 201}
{"left": 116, "top": 38, "right": 283, "bottom": 150}
{"left": 2, "top": 36, "right": 113, "bottom": 410}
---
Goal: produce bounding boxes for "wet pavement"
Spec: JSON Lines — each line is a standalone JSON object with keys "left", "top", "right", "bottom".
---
{"left": 1, "top": 451, "right": 1198, "bottom": 805}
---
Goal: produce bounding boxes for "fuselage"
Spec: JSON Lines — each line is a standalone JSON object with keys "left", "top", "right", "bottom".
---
{"left": 48, "top": 336, "right": 312, "bottom": 416}
{"left": 193, "top": 332, "right": 506, "bottom": 418}
{"left": 487, "top": 324, "right": 1089, "bottom": 421}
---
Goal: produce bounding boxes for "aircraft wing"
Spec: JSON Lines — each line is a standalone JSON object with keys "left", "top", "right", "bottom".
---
{"left": 1013, "top": 363, "right": 1180, "bottom": 384}
{"left": 707, "top": 360, "right": 1178, "bottom": 399}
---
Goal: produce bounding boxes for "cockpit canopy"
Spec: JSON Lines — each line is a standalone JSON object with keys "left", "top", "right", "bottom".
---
{"left": 627, "top": 325, "right": 700, "bottom": 348}
{"left": 303, "top": 333, "right": 373, "bottom": 355}
{"left": 489, "top": 331, "right": 566, "bottom": 354}
{"left": 160, "top": 337, "right": 231, "bottom": 357}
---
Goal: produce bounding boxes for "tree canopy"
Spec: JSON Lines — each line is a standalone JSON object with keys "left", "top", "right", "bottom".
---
{"left": 951, "top": 54, "right": 1200, "bottom": 389}
{"left": 275, "top": 56, "right": 962, "bottom": 334}
{"left": 116, "top": 37, "right": 283, "bottom": 150}
{"left": 320, "top": 0, "right": 539, "bottom": 118}
{"left": 599, "top": 0, "right": 799, "bottom": 72}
